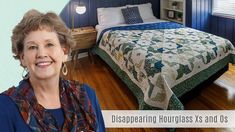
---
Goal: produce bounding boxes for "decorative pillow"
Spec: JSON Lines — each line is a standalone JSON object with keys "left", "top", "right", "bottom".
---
{"left": 97, "top": 6, "right": 126, "bottom": 26}
{"left": 127, "top": 3, "right": 156, "bottom": 21}
{"left": 121, "top": 7, "right": 143, "bottom": 24}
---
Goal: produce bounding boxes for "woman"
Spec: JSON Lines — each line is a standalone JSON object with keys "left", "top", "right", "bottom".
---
{"left": 0, "top": 9, "right": 105, "bottom": 131}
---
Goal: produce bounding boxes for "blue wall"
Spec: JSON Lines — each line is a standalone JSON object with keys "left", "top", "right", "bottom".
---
{"left": 210, "top": 15, "right": 235, "bottom": 45}
{"left": 60, "top": 0, "right": 160, "bottom": 28}
{"left": 186, "top": 0, "right": 211, "bottom": 33}
{"left": 186, "top": 0, "right": 235, "bottom": 45}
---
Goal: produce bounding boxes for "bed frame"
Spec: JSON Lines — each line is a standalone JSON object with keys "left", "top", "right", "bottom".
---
{"left": 179, "top": 64, "right": 228, "bottom": 104}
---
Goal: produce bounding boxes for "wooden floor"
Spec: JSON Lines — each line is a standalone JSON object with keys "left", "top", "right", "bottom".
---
{"left": 64, "top": 56, "right": 235, "bottom": 132}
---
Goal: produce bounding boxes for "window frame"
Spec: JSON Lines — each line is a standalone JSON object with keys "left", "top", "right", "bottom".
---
{"left": 212, "top": 0, "right": 235, "bottom": 19}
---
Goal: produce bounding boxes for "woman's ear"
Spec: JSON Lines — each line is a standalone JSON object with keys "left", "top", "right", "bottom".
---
{"left": 19, "top": 54, "right": 26, "bottom": 67}
{"left": 62, "top": 47, "right": 69, "bottom": 61}
{"left": 63, "top": 54, "right": 68, "bottom": 62}
{"left": 62, "top": 47, "right": 69, "bottom": 54}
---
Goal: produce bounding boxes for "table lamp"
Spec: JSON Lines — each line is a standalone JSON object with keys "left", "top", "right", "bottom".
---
{"left": 72, "top": 1, "right": 86, "bottom": 31}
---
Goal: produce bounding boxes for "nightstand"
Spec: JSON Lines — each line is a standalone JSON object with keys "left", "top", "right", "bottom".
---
{"left": 71, "top": 26, "right": 97, "bottom": 65}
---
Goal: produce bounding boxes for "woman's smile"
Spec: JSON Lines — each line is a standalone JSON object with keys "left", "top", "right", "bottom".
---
{"left": 36, "top": 61, "right": 53, "bottom": 68}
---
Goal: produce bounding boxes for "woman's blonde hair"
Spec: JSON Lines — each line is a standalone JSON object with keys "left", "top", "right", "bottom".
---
{"left": 11, "top": 9, "right": 75, "bottom": 60}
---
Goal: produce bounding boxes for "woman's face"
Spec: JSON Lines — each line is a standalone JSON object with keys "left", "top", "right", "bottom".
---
{"left": 20, "top": 29, "right": 67, "bottom": 80}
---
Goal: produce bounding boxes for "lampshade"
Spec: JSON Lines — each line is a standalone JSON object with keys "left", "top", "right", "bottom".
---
{"left": 76, "top": 4, "right": 86, "bottom": 14}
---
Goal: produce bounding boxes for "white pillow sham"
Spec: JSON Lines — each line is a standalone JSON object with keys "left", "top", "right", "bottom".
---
{"left": 127, "top": 3, "right": 156, "bottom": 20}
{"left": 97, "top": 6, "right": 127, "bottom": 26}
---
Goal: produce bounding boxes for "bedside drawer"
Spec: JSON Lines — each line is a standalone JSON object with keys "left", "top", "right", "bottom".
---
{"left": 70, "top": 26, "right": 97, "bottom": 65}
{"left": 73, "top": 32, "right": 97, "bottom": 49}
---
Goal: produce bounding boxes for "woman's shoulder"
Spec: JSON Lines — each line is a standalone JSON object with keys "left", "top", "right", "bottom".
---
{"left": 0, "top": 94, "right": 20, "bottom": 112}
{"left": 81, "top": 84, "right": 95, "bottom": 95}
{"left": 0, "top": 94, "right": 15, "bottom": 106}
{"left": 62, "top": 79, "right": 96, "bottom": 95}
{"left": 0, "top": 94, "right": 18, "bottom": 119}
{"left": 0, "top": 94, "right": 34, "bottom": 131}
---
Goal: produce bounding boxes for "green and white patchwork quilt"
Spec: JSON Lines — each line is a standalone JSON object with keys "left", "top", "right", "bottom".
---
{"left": 95, "top": 22, "right": 235, "bottom": 110}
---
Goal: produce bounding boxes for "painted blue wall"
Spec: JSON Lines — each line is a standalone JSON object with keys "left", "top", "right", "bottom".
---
{"left": 60, "top": 0, "right": 160, "bottom": 28}
{"left": 210, "top": 15, "right": 235, "bottom": 45}
{"left": 186, "top": 0, "right": 235, "bottom": 45}
{"left": 186, "top": 0, "right": 211, "bottom": 33}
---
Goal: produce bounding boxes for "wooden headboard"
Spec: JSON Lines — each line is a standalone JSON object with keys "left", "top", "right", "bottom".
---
{"left": 60, "top": 0, "right": 160, "bottom": 28}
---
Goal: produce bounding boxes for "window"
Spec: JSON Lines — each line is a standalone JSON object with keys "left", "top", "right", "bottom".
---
{"left": 212, "top": 0, "right": 235, "bottom": 19}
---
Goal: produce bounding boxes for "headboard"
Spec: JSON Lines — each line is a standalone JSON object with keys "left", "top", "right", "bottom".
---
{"left": 60, "top": 0, "right": 160, "bottom": 28}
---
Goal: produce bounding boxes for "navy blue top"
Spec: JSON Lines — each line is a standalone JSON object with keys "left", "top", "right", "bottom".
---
{"left": 0, "top": 84, "right": 105, "bottom": 132}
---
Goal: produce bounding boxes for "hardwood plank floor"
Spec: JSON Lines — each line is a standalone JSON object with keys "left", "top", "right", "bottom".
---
{"left": 64, "top": 56, "right": 235, "bottom": 132}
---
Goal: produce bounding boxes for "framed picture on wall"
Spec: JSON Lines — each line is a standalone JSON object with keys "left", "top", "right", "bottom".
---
{"left": 168, "top": 10, "right": 174, "bottom": 18}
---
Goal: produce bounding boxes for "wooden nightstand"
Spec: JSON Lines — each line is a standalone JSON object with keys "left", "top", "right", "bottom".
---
{"left": 71, "top": 26, "right": 97, "bottom": 65}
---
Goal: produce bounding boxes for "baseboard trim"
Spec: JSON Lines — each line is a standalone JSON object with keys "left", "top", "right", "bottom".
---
{"left": 67, "top": 52, "right": 88, "bottom": 61}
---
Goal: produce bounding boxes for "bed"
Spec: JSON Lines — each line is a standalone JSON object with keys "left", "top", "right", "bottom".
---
{"left": 93, "top": 3, "right": 235, "bottom": 110}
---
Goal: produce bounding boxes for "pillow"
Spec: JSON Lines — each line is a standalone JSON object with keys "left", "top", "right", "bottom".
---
{"left": 97, "top": 6, "right": 126, "bottom": 26}
{"left": 127, "top": 3, "right": 156, "bottom": 20}
{"left": 121, "top": 7, "right": 143, "bottom": 24}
